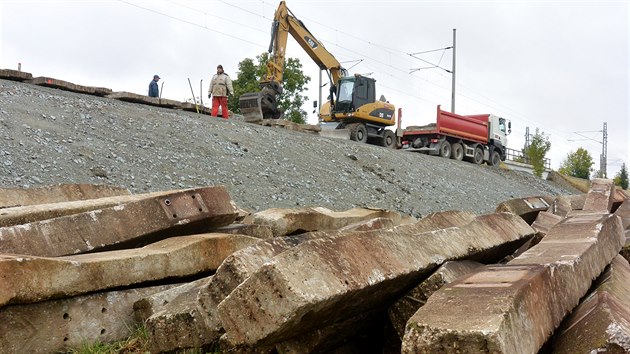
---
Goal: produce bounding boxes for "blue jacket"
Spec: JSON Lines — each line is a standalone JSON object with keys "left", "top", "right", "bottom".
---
{"left": 148, "top": 80, "right": 159, "bottom": 97}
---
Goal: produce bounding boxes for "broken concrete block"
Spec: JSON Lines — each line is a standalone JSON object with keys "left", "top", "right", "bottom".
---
{"left": 551, "top": 255, "right": 630, "bottom": 353}
{"left": 249, "top": 207, "right": 405, "bottom": 237}
{"left": 531, "top": 211, "right": 563, "bottom": 235}
{"left": 550, "top": 195, "right": 574, "bottom": 217}
{"left": 495, "top": 196, "right": 553, "bottom": 224}
{"left": 198, "top": 210, "right": 477, "bottom": 346}
{"left": 614, "top": 200, "right": 630, "bottom": 230}
{"left": 133, "top": 277, "right": 211, "bottom": 322}
{"left": 581, "top": 178, "right": 615, "bottom": 213}
{"left": 402, "top": 212, "right": 624, "bottom": 354}
{"left": 0, "top": 190, "right": 184, "bottom": 227}
{"left": 0, "top": 186, "right": 238, "bottom": 257}
{"left": 0, "top": 283, "right": 175, "bottom": 354}
{"left": 217, "top": 212, "right": 534, "bottom": 347}
{"left": 0, "top": 233, "right": 258, "bottom": 307}
{"left": 0, "top": 183, "right": 129, "bottom": 208}
{"left": 388, "top": 260, "right": 483, "bottom": 339}
{"left": 145, "top": 280, "right": 213, "bottom": 353}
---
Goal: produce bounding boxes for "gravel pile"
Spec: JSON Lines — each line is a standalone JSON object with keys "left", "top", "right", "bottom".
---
{"left": 0, "top": 79, "right": 579, "bottom": 217}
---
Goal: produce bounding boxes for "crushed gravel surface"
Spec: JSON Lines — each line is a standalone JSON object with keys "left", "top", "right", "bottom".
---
{"left": 0, "top": 79, "right": 579, "bottom": 217}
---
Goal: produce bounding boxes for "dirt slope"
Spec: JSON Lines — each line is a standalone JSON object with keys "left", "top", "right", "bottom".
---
{"left": 0, "top": 79, "right": 579, "bottom": 217}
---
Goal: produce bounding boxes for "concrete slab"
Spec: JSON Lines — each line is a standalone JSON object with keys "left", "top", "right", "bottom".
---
{"left": 495, "top": 195, "right": 554, "bottom": 224}
{"left": 0, "top": 183, "right": 129, "bottom": 208}
{"left": 198, "top": 210, "right": 477, "bottom": 345}
{"left": 531, "top": 211, "right": 563, "bottom": 235}
{"left": 248, "top": 207, "right": 406, "bottom": 237}
{"left": 0, "top": 69, "right": 33, "bottom": 81}
{"left": 259, "top": 119, "right": 321, "bottom": 134}
{"left": 29, "top": 76, "right": 112, "bottom": 96}
{"left": 0, "top": 283, "right": 175, "bottom": 354}
{"left": 0, "top": 233, "right": 258, "bottom": 307}
{"left": 0, "top": 186, "right": 238, "bottom": 256}
{"left": 551, "top": 255, "right": 630, "bottom": 353}
{"left": 402, "top": 212, "right": 624, "bottom": 353}
{"left": 582, "top": 178, "right": 615, "bottom": 213}
{"left": 388, "top": 260, "right": 483, "bottom": 339}
{"left": 614, "top": 200, "right": 630, "bottom": 230}
{"left": 133, "top": 277, "right": 211, "bottom": 322}
{"left": 212, "top": 223, "right": 274, "bottom": 239}
{"left": 107, "top": 91, "right": 181, "bottom": 108}
{"left": 145, "top": 280, "right": 213, "bottom": 353}
{"left": 550, "top": 195, "right": 574, "bottom": 217}
{"left": 0, "top": 190, "right": 184, "bottom": 227}
{"left": 179, "top": 102, "right": 212, "bottom": 115}
{"left": 217, "top": 212, "right": 534, "bottom": 347}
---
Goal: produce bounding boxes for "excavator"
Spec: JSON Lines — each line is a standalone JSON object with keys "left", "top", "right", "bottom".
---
{"left": 238, "top": 1, "right": 398, "bottom": 147}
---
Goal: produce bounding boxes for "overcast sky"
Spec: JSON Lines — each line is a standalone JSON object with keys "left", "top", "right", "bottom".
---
{"left": 1, "top": 0, "right": 628, "bottom": 177}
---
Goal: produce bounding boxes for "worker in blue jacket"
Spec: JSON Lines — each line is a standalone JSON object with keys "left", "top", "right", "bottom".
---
{"left": 148, "top": 74, "right": 160, "bottom": 97}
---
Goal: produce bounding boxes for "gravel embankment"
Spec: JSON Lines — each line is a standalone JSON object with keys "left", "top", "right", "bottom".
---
{"left": 0, "top": 79, "right": 579, "bottom": 217}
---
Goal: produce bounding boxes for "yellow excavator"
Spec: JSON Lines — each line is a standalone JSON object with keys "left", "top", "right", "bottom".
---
{"left": 238, "top": 1, "right": 397, "bottom": 147}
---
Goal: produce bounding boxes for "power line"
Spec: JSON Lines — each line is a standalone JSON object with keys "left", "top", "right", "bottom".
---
{"left": 116, "top": 0, "right": 266, "bottom": 48}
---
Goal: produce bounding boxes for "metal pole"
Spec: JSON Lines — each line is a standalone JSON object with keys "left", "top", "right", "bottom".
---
{"left": 318, "top": 69, "right": 323, "bottom": 116}
{"left": 602, "top": 122, "right": 608, "bottom": 178}
{"left": 200, "top": 79, "right": 204, "bottom": 106}
{"left": 451, "top": 28, "right": 456, "bottom": 113}
{"left": 187, "top": 78, "right": 199, "bottom": 114}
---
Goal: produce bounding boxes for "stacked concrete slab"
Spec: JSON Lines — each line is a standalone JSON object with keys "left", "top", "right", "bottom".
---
{"left": 0, "top": 69, "right": 33, "bottom": 82}
{"left": 107, "top": 91, "right": 181, "bottom": 108}
{"left": 0, "top": 183, "right": 129, "bottom": 208}
{"left": 217, "top": 212, "right": 534, "bottom": 348}
{"left": 29, "top": 76, "right": 112, "bottom": 96}
{"left": 403, "top": 179, "right": 624, "bottom": 353}
{"left": 0, "top": 186, "right": 237, "bottom": 256}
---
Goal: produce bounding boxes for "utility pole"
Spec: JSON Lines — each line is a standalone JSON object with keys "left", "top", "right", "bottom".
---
{"left": 524, "top": 126, "right": 530, "bottom": 149}
{"left": 600, "top": 122, "right": 608, "bottom": 178}
{"left": 451, "top": 28, "right": 456, "bottom": 113}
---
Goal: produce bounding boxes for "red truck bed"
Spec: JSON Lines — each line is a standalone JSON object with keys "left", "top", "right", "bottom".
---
{"left": 403, "top": 105, "right": 489, "bottom": 144}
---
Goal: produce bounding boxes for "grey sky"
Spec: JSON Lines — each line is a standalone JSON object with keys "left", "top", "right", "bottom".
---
{"left": 1, "top": 0, "right": 628, "bottom": 177}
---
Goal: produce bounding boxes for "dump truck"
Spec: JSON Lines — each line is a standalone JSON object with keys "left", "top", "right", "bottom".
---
{"left": 238, "top": 1, "right": 397, "bottom": 147}
{"left": 401, "top": 105, "right": 511, "bottom": 166}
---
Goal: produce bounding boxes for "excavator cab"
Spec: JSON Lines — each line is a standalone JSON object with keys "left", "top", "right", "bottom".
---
{"left": 333, "top": 75, "right": 376, "bottom": 114}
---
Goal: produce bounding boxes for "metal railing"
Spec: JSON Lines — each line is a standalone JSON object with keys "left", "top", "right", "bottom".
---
{"left": 505, "top": 147, "right": 551, "bottom": 170}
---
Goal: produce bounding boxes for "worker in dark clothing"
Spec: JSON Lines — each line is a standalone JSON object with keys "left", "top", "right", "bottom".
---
{"left": 148, "top": 74, "right": 160, "bottom": 97}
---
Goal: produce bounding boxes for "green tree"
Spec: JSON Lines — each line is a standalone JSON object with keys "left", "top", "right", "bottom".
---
{"left": 522, "top": 129, "right": 551, "bottom": 177}
{"left": 229, "top": 53, "right": 311, "bottom": 124}
{"left": 614, "top": 163, "right": 628, "bottom": 189}
{"left": 559, "top": 147, "right": 594, "bottom": 179}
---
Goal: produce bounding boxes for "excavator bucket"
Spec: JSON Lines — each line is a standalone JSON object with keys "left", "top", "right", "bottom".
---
{"left": 318, "top": 122, "right": 351, "bottom": 140}
{"left": 239, "top": 92, "right": 265, "bottom": 122}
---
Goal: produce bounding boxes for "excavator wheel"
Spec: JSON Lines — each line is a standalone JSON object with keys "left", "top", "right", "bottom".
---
{"left": 350, "top": 124, "right": 368, "bottom": 143}
{"left": 380, "top": 130, "right": 396, "bottom": 148}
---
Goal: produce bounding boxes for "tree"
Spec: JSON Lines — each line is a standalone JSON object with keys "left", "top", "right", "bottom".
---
{"left": 522, "top": 129, "right": 551, "bottom": 177}
{"left": 229, "top": 53, "right": 311, "bottom": 124}
{"left": 559, "top": 147, "right": 594, "bottom": 179}
{"left": 614, "top": 163, "right": 628, "bottom": 189}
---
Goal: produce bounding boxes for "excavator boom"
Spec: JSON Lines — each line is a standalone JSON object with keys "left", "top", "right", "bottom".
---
{"left": 239, "top": 1, "right": 345, "bottom": 121}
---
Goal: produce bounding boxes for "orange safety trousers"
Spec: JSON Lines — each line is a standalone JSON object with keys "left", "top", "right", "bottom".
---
{"left": 212, "top": 96, "right": 229, "bottom": 119}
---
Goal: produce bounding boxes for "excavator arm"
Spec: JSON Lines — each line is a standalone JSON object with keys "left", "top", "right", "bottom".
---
{"left": 239, "top": 1, "right": 346, "bottom": 121}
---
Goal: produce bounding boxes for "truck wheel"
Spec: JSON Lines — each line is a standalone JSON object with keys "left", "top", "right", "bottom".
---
{"left": 439, "top": 141, "right": 451, "bottom": 158}
{"left": 350, "top": 124, "right": 368, "bottom": 143}
{"left": 490, "top": 151, "right": 501, "bottom": 167}
{"left": 473, "top": 146, "right": 484, "bottom": 165}
{"left": 451, "top": 143, "right": 464, "bottom": 161}
{"left": 380, "top": 130, "right": 396, "bottom": 148}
